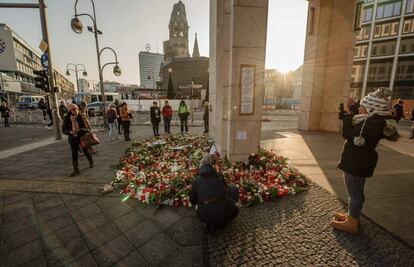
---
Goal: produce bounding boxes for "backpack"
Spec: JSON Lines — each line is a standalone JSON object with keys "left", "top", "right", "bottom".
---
{"left": 107, "top": 110, "right": 116, "bottom": 123}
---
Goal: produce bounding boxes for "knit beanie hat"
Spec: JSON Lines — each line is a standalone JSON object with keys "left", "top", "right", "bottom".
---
{"left": 360, "top": 87, "right": 392, "bottom": 112}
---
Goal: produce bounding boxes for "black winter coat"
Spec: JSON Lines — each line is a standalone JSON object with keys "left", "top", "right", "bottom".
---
{"left": 150, "top": 106, "right": 161, "bottom": 124}
{"left": 189, "top": 165, "right": 238, "bottom": 227}
{"left": 337, "top": 114, "right": 395, "bottom": 178}
{"left": 393, "top": 104, "right": 404, "bottom": 122}
{"left": 62, "top": 114, "right": 89, "bottom": 143}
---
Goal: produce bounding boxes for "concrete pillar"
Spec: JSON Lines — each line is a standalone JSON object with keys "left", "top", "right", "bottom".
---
{"left": 298, "top": 0, "right": 356, "bottom": 132}
{"left": 210, "top": 0, "right": 268, "bottom": 162}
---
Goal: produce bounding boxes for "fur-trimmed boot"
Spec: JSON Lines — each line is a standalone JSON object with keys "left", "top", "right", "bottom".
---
{"left": 334, "top": 212, "right": 361, "bottom": 227}
{"left": 331, "top": 215, "right": 360, "bottom": 234}
{"left": 70, "top": 161, "right": 80, "bottom": 177}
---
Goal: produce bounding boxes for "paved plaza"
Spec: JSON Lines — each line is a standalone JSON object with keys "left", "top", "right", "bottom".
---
{"left": 0, "top": 114, "right": 413, "bottom": 266}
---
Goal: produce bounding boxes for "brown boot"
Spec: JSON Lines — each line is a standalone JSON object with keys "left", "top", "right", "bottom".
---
{"left": 70, "top": 161, "right": 80, "bottom": 177}
{"left": 331, "top": 215, "right": 360, "bottom": 234}
{"left": 334, "top": 212, "right": 347, "bottom": 222}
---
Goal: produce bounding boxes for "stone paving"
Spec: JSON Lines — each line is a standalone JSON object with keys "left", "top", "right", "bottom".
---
{"left": 0, "top": 125, "right": 413, "bottom": 266}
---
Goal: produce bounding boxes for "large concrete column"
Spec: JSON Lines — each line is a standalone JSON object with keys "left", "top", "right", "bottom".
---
{"left": 298, "top": 0, "right": 356, "bottom": 132}
{"left": 210, "top": 0, "right": 268, "bottom": 161}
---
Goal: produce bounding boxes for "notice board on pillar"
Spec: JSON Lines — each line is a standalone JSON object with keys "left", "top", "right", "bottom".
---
{"left": 240, "top": 65, "right": 255, "bottom": 115}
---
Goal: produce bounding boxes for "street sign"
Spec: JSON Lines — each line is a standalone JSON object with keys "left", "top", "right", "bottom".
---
{"left": 39, "top": 40, "right": 48, "bottom": 52}
{"left": 41, "top": 53, "right": 49, "bottom": 69}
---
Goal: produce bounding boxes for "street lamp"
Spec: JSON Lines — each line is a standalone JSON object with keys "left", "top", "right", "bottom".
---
{"left": 147, "top": 73, "right": 156, "bottom": 98}
{"left": 100, "top": 47, "right": 121, "bottom": 76}
{"left": 71, "top": 0, "right": 117, "bottom": 128}
{"left": 66, "top": 63, "right": 87, "bottom": 92}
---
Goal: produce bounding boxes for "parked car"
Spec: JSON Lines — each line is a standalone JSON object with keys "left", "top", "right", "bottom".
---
{"left": 16, "top": 95, "right": 45, "bottom": 110}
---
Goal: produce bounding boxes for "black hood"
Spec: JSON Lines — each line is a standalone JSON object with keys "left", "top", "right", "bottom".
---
{"left": 198, "top": 164, "right": 216, "bottom": 176}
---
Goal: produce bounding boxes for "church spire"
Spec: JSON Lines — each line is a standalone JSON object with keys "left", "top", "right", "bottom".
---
{"left": 192, "top": 33, "right": 200, "bottom": 57}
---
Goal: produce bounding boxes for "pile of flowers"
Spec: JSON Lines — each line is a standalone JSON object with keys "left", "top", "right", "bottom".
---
{"left": 102, "top": 134, "right": 308, "bottom": 207}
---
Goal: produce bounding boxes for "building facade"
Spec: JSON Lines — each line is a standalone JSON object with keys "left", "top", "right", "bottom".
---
{"left": 77, "top": 78, "right": 90, "bottom": 93}
{"left": 138, "top": 51, "right": 163, "bottom": 89}
{"left": 103, "top": 81, "right": 121, "bottom": 93}
{"left": 351, "top": 0, "right": 414, "bottom": 107}
{"left": 0, "top": 23, "right": 74, "bottom": 104}
{"left": 163, "top": 1, "right": 190, "bottom": 61}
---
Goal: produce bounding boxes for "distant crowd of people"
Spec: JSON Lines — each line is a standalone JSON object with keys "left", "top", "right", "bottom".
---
{"left": 56, "top": 98, "right": 211, "bottom": 177}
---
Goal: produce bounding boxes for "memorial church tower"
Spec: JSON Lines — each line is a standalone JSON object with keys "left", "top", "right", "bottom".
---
{"left": 163, "top": 1, "right": 190, "bottom": 61}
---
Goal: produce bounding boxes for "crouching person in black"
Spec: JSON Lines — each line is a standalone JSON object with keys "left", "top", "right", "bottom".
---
{"left": 190, "top": 154, "right": 239, "bottom": 230}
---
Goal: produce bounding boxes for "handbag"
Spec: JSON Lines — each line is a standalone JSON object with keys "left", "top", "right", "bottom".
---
{"left": 80, "top": 132, "right": 100, "bottom": 148}
{"left": 353, "top": 118, "right": 367, "bottom": 147}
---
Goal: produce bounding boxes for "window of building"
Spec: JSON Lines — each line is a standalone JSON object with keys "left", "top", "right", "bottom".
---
{"left": 403, "top": 19, "right": 412, "bottom": 33}
{"left": 406, "top": 0, "right": 414, "bottom": 14}
{"left": 392, "top": 86, "right": 414, "bottom": 99}
{"left": 351, "top": 64, "right": 366, "bottom": 83}
{"left": 396, "top": 59, "right": 414, "bottom": 80}
{"left": 392, "top": 22, "right": 399, "bottom": 35}
{"left": 400, "top": 38, "right": 414, "bottom": 54}
{"left": 361, "top": 45, "right": 368, "bottom": 57}
{"left": 367, "top": 61, "right": 393, "bottom": 81}
{"left": 363, "top": 26, "right": 371, "bottom": 39}
{"left": 374, "top": 25, "right": 381, "bottom": 37}
{"left": 377, "top": 1, "right": 402, "bottom": 19}
{"left": 382, "top": 24, "right": 391, "bottom": 36}
{"left": 364, "top": 7, "right": 373, "bottom": 22}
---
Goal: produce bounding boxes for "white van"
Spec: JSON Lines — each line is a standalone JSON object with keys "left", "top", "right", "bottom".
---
{"left": 16, "top": 95, "right": 45, "bottom": 110}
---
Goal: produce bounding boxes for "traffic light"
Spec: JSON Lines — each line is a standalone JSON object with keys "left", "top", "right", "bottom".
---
{"left": 33, "top": 70, "right": 50, "bottom": 92}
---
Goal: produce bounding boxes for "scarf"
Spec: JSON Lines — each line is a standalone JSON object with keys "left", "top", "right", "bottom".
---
{"left": 352, "top": 110, "right": 393, "bottom": 125}
{"left": 352, "top": 110, "right": 400, "bottom": 140}
{"left": 70, "top": 114, "right": 80, "bottom": 136}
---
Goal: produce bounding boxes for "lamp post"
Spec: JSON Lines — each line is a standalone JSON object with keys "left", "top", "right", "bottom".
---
{"left": 66, "top": 63, "right": 87, "bottom": 92}
{"left": 71, "top": 0, "right": 121, "bottom": 128}
{"left": 147, "top": 73, "right": 156, "bottom": 99}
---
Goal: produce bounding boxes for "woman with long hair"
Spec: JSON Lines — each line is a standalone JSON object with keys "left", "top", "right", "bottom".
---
{"left": 62, "top": 103, "right": 93, "bottom": 176}
{"left": 332, "top": 87, "right": 399, "bottom": 234}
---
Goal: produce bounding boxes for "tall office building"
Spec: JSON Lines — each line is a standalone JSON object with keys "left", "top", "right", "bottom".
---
{"left": 0, "top": 23, "right": 74, "bottom": 103}
{"left": 139, "top": 51, "right": 163, "bottom": 89}
{"left": 351, "top": 0, "right": 414, "bottom": 105}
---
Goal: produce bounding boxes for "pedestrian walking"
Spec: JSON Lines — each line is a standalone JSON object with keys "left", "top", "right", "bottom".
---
{"left": 78, "top": 101, "right": 96, "bottom": 154}
{"left": 189, "top": 154, "right": 239, "bottom": 231}
{"left": 150, "top": 101, "right": 161, "bottom": 136}
{"left": 107, "top": 104, "right": 119, "bottom": 141}
{"left": 393, "top": 99, "right": 405, "bottom": 122}
{"left": 178, "top": 100, "right": 190, "bottom": 134}
{"left": 203, "top": 100, "right": 210, "bottom": 133}
{"left": 120, "top": 102, "right": 131, "bottom": 141}
{"left": 62, "top": 103, "right": 93, "bottom": 177}
{"left": 45, "top": 98, "right": 53, "bottom": 127}
{"left": 38, "top": 98, "right": 47, "bottom": 122}
{"left": 410, "top": 106, "right": 414, "bottom": 139}
{"left": 59, "top": 101, "right": 68, "bottom": 118}
{"left": 333, "top": 87, "right": 399, "bottom": 234}
{"left": 162, "top": 100, "right": 173, "bottom": 134}
{"left": 0, "top": 101, "right": 11, "bottom": 127}
{"left": 115, "top": 99, "right": 122, "bottom": 134}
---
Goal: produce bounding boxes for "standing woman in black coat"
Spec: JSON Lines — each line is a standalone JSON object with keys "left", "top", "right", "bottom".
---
{"left": 62, "top": 103, "right": 93, "bottom": 177}
{"left": 150, "top": 101, "right": 161, "bottom": 136}
{"left": 332, "top": 88, "right": 399, "bottom": 234}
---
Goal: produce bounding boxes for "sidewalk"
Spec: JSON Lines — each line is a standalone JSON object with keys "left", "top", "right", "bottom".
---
{"left": 0, "top": 125, "right": 413, "bottom": 266}
{"left": 261, "top": 130, "right": 414, "bottom": 247}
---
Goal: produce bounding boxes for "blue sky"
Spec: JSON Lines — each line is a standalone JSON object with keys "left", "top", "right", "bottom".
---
{"left": 0, "top": 0, "right": 308, "bottom": 85}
